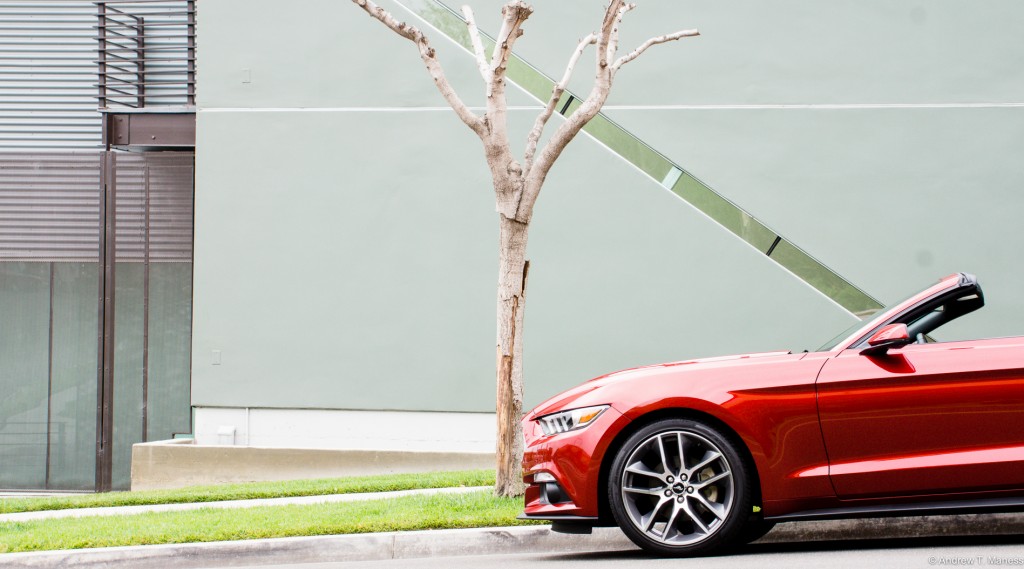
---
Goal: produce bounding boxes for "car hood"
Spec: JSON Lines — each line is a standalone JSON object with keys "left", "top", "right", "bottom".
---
{"left": 527, "top": 350, "right": 798, "bottom": 419}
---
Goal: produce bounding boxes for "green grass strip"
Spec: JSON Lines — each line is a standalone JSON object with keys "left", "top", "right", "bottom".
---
{"left": 0, "top": 490, "right": 540, "bottom": 554}
{"left": 0, "top": 469, "right": 495, "bottom": 515}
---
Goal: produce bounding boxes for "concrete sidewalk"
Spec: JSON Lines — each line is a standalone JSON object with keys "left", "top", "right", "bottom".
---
{"left": 0, "top": 485, "right": 491, "bottom": 523}
{"left": 2, "top": 512, "right": 1024, "bottom": 568}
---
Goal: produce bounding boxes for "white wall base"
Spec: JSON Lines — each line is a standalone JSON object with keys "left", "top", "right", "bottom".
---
{"left": 132, "top": 439, "right": 495, "bottom": 490}
{"left": 193, "top": 407, "right": 496, "bottom": 453}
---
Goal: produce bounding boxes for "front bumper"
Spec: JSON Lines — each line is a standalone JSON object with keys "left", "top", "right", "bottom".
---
{"left": 521, "top": 405, "right": 627, "bottom": 520}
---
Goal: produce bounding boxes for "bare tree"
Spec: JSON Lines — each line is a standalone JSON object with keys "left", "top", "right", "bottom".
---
{"left": 351, "top": 0, "right": 698, "bottom": 497}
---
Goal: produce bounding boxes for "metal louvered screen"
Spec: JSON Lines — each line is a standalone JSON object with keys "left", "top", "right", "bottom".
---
{"left": 0, "top": 152, "right": 101, "bottom": 260}
{"left": 0, "top": 151, "right": 193, "bottom": 263}
{"left": 0, "top": 1, "right": 102, "bottom": 150}
{"left": 97, "top": 0, "right": 195, "bottom": 109}
{"left": 114, "top": 152, "right": 193, "bottom": 261}
{"left": 0, "top": 1, "right": 196, "bottom": 151}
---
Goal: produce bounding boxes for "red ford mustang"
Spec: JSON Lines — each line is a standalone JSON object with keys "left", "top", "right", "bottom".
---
{"left": 520, "top": 273, "right": 1024, "bottom": 556}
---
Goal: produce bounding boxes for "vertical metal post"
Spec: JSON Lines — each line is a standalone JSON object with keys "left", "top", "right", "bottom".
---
{"left": 45, "top": 262, "right": 55, "bottom": 489}
{"left": 95, "top": 154, "right": 106, "bottom": 491}
{"left": 186, "top": 155, "right": 196, "bottom": 443}
{"left": 97, "top": 2, "right": 107, "bottom": 109}
{"left": 95, "top": 151, "right": 117, "bottom": 492}
{"left": 142, "top": 165, "right": 151, "bottom": 442}
{"left": 135, "top": 15, "right": 145, "bottom": 108}
{"left": 187, "top": 0, "right": 196, "bottom": 106}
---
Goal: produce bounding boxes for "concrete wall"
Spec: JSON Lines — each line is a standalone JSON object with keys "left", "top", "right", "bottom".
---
{"left": 190, "top": 0, "right": 1023, "bottom": 426}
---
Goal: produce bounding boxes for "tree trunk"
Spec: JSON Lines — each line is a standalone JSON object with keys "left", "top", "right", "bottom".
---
{"left": 495, "top": 213, "right": 529, "bottom": 497}
{"left": 352, "top": 0, "right": 699, "bottom": 500}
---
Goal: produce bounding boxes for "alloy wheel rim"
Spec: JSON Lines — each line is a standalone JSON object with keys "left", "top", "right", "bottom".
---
{"left": 620, "top": 430, "right": 735, "bottom": 546}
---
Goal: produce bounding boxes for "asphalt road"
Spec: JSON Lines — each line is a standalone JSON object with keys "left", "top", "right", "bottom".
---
{"left": 231, "top": 535, "right": 1024, "bottom": 569}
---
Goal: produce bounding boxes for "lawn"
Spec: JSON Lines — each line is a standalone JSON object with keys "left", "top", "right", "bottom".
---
{"left": 0, "top": 469, "right": 494, "bottom": 514}
{"left": 0, "top": 490, "right": 540, "bottom": 553}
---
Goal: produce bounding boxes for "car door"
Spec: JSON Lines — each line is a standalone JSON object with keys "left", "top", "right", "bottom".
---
{"left": 816, "top": 337, "right": 1024, "bottom": 500}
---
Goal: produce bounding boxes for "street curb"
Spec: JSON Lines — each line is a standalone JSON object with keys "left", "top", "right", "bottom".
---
{"left": 3, "top": 513, "right": 1024, "bottom": 568}
{"left": 0, "top": 526, "right": 635, "bottom": 568}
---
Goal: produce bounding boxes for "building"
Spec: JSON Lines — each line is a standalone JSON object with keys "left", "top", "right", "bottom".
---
{"left": 2, "top": 0, "right": 1022, "bottom": 491}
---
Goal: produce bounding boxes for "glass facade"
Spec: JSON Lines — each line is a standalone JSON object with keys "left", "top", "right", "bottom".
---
{"left": 0, "top": 262, "right": 100, "bottom": 490}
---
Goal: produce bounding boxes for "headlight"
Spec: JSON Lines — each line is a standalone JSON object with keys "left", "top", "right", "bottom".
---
{"left": 535, "top": 405, "right": 609, "bottom": 436}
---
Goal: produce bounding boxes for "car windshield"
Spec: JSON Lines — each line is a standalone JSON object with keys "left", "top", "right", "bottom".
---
{"left": 814, "top": 285, "right": 932, "bottom": 352}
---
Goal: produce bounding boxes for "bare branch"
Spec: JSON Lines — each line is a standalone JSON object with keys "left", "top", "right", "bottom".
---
{"left": 518, "top": 6, "right": 699, "bottom": 223}
{"left": 594, "top": 0, "right": 624, "bottom": 71}
{"left": 605, "top": 3, "right": 634, "bottom": 71}
{"left": 351, "top": 0, "right": 417, "bottom": 44}
{"left": 523, "top": 33, "right": 596, "bottom": 173}
{"left": 516, "top": 1, "right": 628, "bottom": 222}
{"left": 461, "top": 5, "right": 490, "bottom": 83}
{"left": 488, "top": 1, "right": 532, "bottom": 93}
{"left": 612, "top": 29, "right": 700, "bottom": 72}
{"left": 516, "top": 95, "right": 603, "bottom": 223}
{"left": 351, "top": 0, "right": 485, "bottom": 136}
{"left": 479, "top": 1, "right": 532, "bottom": 220}
{"left": 517, "top": 0, "right": 621, "bottom": 222}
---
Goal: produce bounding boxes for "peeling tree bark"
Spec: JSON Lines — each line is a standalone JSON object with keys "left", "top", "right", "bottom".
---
{"left": 350, "top": 0, "right": 698, "bottom": 497}
{"left": 495, "top": 214, "right": 529, "bottom": 496}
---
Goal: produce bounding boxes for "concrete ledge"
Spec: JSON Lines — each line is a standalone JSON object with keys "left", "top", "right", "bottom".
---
{"left": 131, "top": 440, "right": 495, "bottom": 491}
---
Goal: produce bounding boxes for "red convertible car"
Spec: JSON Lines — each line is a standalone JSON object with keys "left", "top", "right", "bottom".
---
{"left": 521, "top": 273, "right": 1024, "bottom": 556}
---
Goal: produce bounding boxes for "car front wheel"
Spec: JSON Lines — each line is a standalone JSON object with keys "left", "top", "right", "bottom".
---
{"left": 608, "top": 418, "right": 753, "bottom": 557}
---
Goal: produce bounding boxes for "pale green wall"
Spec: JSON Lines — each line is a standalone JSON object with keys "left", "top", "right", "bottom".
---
{"left": 453, "top": 0, "right": 1024, "bottom": 106}
{"left": 192, "top": 0, "right": 1023, "bottom": 412}
{"left": 196, "top": 0, "right": 533, "bottom": 109}
{"left": 191, "top": 0, "right": 861, "bottom": 410}
{"left": 607, "top": 107, "right": 1024, "bottom": 341}
{"left": 447, "top": 0, "right": 1024, "bottom": 335}
{"left": 193, "top": 110, "right": 852, "bottom": 411}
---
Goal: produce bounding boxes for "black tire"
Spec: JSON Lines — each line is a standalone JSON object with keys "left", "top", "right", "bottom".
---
{"left": 608, "top": 418, "right": 753, "bottom": 557}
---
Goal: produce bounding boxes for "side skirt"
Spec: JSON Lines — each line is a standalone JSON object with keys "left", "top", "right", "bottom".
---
{"left": 766, "top": 496, "right": 1024, "bottom": 522}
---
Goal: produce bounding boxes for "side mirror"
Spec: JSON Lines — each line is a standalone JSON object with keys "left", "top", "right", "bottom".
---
{"left": 860, "top": 323, "right": 913, "bottom": 356}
